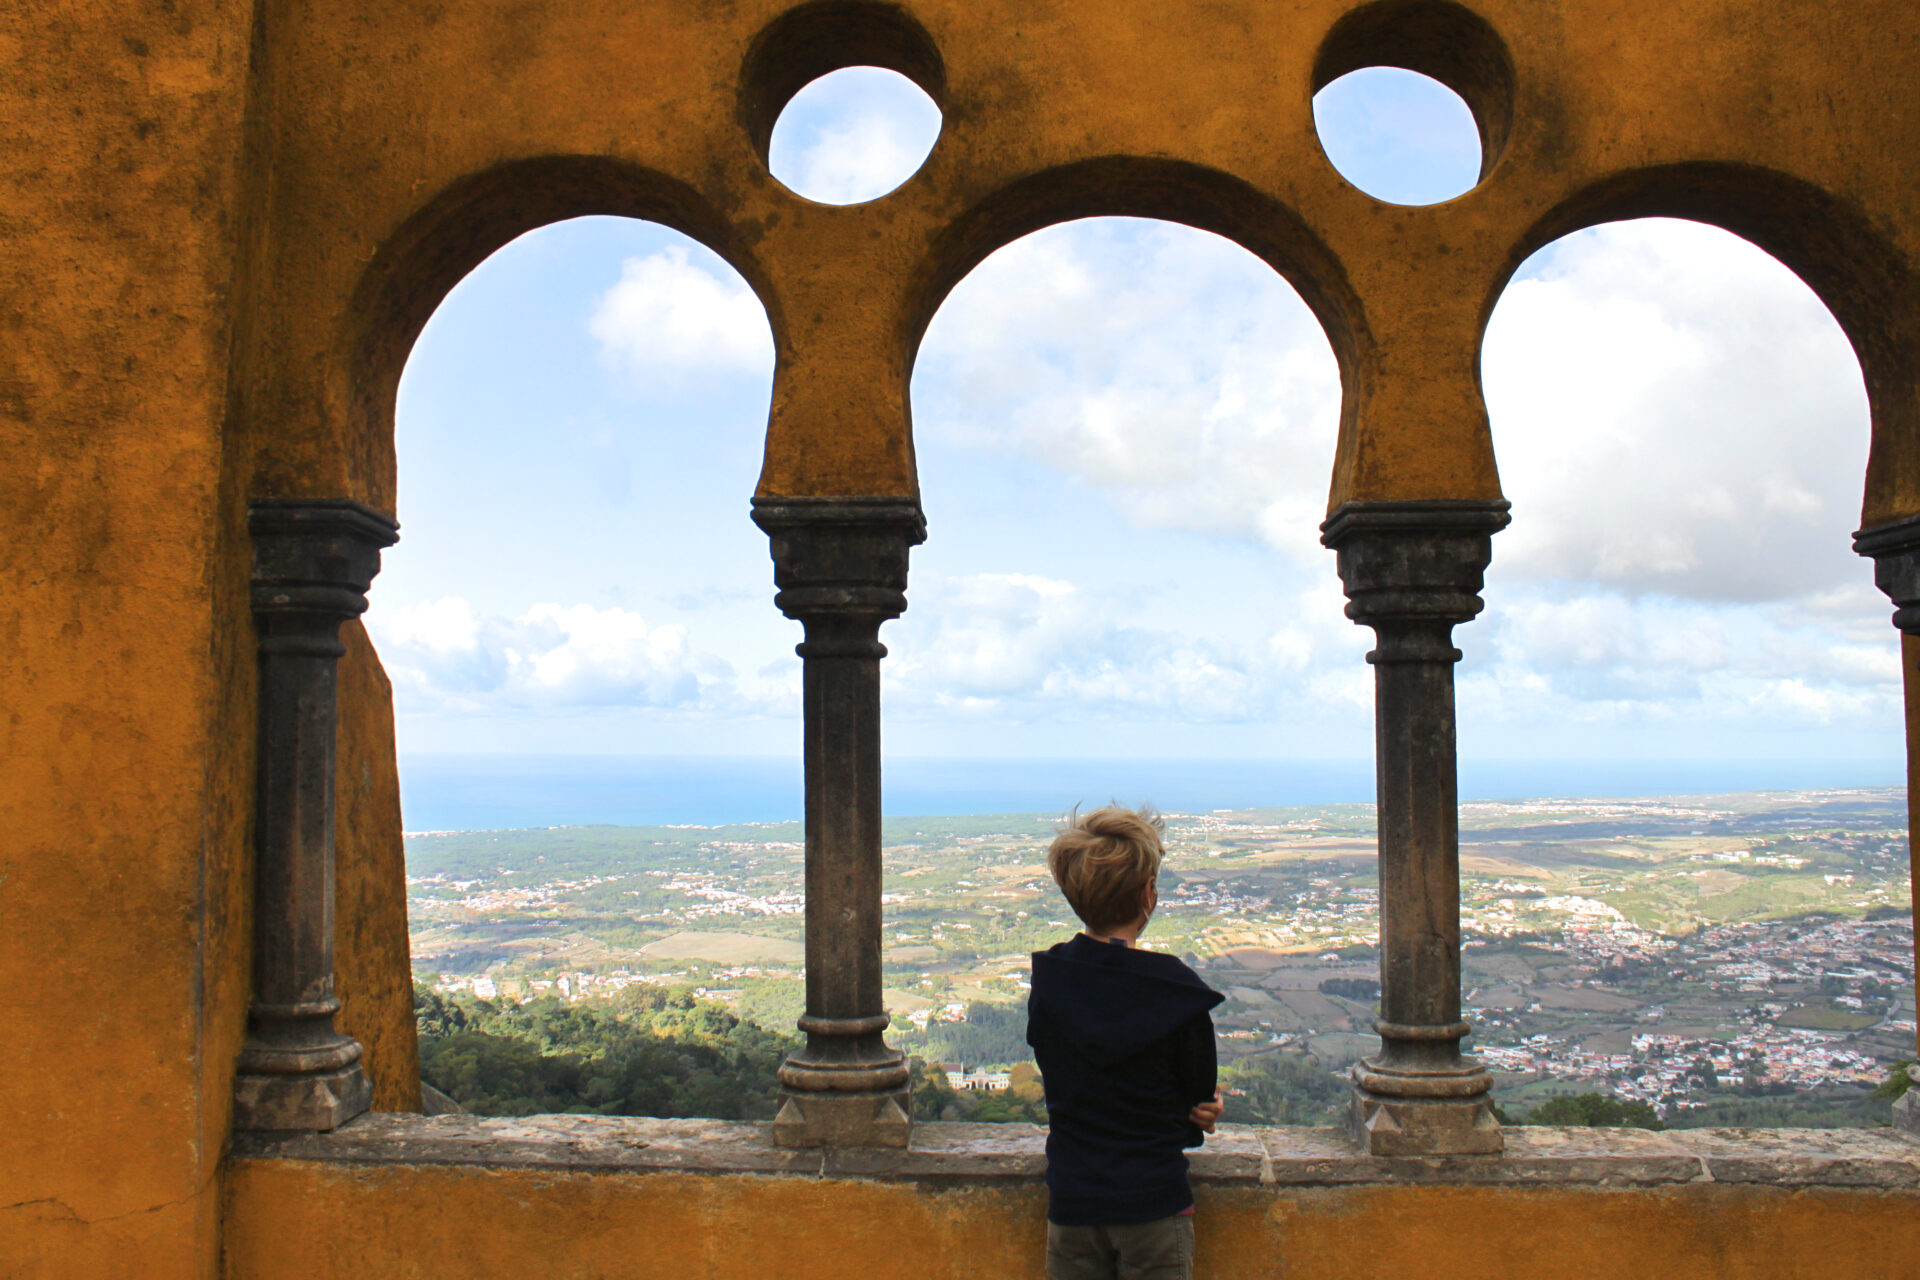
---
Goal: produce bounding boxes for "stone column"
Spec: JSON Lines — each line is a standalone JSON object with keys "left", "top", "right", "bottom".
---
{"left": 1853, "top": 512, "right": 1920, "bottom": 1138}
{"left": 233, "top": 499, "right": 398, "bottom": 1131}
{"left": 752, "top": 495, "right": 924, "bottom": 1148}
{"left": 1322, "top": 498, "right": 1509, "bottom": 1156}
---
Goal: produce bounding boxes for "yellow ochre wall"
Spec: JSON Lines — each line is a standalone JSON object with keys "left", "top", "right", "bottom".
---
{"left": 0, "top": 3, "right": 256, "bottom": 1276}
{"left": 6, "top": 1, "right": 1920, "bottom": 1276}
{"left": 334, "top": 623, "right": 422, "bottom": 1114}
{"left": 225, "top": 1163, "right": 1920, "bottom": 1280}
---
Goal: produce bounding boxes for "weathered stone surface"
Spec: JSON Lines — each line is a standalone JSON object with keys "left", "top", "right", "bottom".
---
{"left": 1349, "top": 1089, "right": 1504, "bottom": 1157}
{"left": 1485, "top": 1124, "right": 1704, "bottom": 1186}
{"left": 232, "top": 1065, "right": 374, "bottom": 1134}
{"left": 1252, "top": 1125, "right": 1369, "bottom": 1183}
{"left": 1262, "top": 1124, "right": 1695, "bottom": 1187}
{"left": 237, "top": 1112, "right": 823, "bottom": 1175}
{"left": 1186, "top": 1126, "right": 1267, "bottom": 1183}
{"left": 773, "top": 1088, "right": 912, "bottom": 1150}
{"left": 1668, "top": 1127, "right": 1920, "bottom": 1188}
{"left": 231, "top": 1116, "right": 1920, "bottom": 1193}
{"left": 823, "top": 1122, "right": 1048, "bottom": 1180}
{"left": 1890, "top": 1089, "right": 1919, "bottom": 1138}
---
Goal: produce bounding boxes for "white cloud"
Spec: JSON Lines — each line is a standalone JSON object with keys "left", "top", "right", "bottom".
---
{"left": 1313, "top": 67, "right": 1483, "bottom": 206}
{"left": 588, "top": 247, "right": 773, "bottom": 382}
{"left": 508, "top": 603, "right": 701, "bottom": 706}
{"left": 768, "top": 67, "right": 942, "bottom": 205}
{"left": 912, "top": 219, "right": 1343, "bottom": 564}
{"left": 908, "top": 215, "right": 1895, "bottom": 744}
{"left": 1483, "top": 218, "right": 1870, "bottom": 603}
{"left": 893, "top": 572, "right": 1083, "bottom": 697}
{"left": 370, "top": 597, "right": 741, "bottom": 713}
{"left": 919, "top": 217, "right": 1873, "bottom": 603}
{"left": 378, "top": 595, "right": 480, "bottom": 655}
{"left": 1464, "top": 220, "right": 1894, "bottom": 741}
{"left": 1464, "top": 584, "right": 1899, "bottom": 727}
{"left": 788, "top": 112, "right": 933, "bottom": 205}
{"left": 886, "top": 570, "right": 1369, "bottom": 724}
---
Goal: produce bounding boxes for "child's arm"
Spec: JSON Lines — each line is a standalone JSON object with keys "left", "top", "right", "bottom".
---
{"left": 1174, "top": 1012, "right": 1220, "bottom": 1144}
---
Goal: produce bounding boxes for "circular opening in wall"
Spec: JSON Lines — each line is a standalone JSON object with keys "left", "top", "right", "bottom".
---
{"left": 767, "top": 66, "right": 943, "bottom": 205}
{"left": 1309, "top": 0, "right": 1516, "bottom": 206}
{"left": 1313, "top": 67, "right": 1483, "bottom": 206}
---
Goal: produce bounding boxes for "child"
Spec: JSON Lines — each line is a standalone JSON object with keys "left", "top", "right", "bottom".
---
{"left": 1027, "top": 805, "right": 1225, "bottom": 1280}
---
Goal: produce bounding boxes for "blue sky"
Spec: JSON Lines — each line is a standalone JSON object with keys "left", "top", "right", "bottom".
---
{"left": 367, "top": 68, "right": 1898, "bottom": 774}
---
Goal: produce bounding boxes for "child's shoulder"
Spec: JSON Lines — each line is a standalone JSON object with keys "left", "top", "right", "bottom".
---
{"left": 1034, "top": 934, "right": 1213, "bottom": 990}
{"left": 1132, "top": 946, "right": 1212, "bottom": 989}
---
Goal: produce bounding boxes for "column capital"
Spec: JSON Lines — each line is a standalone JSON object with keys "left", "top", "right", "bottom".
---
{"left": 250, "top": 499, "right": 400, "bottom": 633}
{"left": 1320, "top": 499, "right": 1511, "bottom": 632}
{"left": 751, "top": 496, "right": 926, "bottom": 627}
{"left": 1854, "top": 513, "right": 1920, "bottom": 633}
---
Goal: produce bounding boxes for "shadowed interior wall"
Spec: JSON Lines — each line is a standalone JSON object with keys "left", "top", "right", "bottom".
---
{"left": 335, "top": 622, "right": 422, "bottom": 1113}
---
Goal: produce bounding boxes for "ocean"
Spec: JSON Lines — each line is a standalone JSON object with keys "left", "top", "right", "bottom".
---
{"left": 397, "top": 754, "right": 1906, "bottom": 831}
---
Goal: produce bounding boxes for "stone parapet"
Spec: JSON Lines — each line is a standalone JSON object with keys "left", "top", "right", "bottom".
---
{"left": 232, "top": 1115, "right": 1920, "bottom": 1191}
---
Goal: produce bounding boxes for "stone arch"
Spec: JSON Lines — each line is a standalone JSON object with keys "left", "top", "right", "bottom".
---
{"left": 272, "top": 159, "right": 787, "bottom": 1127}
{"left": 1484, "top": 162, "right": 1920, "bottom": 529}
{"left": 336, "top": 155, "right": 781, "bottom": 514}
{"left": 910, "top": 156, "right": 1367, "bottom": 388}
{"left": 902, "top": 156, "right": 1369, "bottom": 508}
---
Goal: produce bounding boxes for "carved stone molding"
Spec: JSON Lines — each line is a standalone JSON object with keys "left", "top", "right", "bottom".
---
{"left": 1855, "top": 514, "right": 1920, "bottom": 634}
{"left": 1323, "top": 499, "right": 1510, "bottom": 1156}
{"left": 752, "top": 497, "right": 925, "bottom": 1148}
{"left": 234, "top": 499, "right": 397, "bottom": 1131}
{"left": 1321, "top": 499, "right": 1511, "bottom": 637}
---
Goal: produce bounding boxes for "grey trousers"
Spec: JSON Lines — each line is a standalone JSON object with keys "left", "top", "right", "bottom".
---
{"left": 1045, "top": 1214, "right": 1195, "bottom": 1280}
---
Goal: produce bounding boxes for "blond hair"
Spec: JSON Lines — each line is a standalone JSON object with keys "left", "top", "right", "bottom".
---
{"left": 1047, "top": 804, "right": 1165, "bottom": 933}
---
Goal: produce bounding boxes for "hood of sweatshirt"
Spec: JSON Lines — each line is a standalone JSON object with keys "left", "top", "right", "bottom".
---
{"left": 1029, "top": 934, "right": 1225, "bottom": 1067}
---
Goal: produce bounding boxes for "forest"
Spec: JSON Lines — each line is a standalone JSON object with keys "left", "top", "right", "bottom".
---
{"left": 415, "top": 985, "right": 1048, "bottom": 1122}
{"left": 414, "top": 985, "right": 1349, "bottom": 1125}
{"left": 415, "top": 985, "right": 1905, "bottom": 1129}
{"left": 415, "top": 984, "right": 795, "bottom": 1119}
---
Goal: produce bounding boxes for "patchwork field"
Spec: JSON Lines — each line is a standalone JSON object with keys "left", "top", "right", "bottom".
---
{"left": 639, "top": 932, "right": 804, "bottom": 964}
{"left": 408, "top": 788, "right": 1914, "bottom": 1121}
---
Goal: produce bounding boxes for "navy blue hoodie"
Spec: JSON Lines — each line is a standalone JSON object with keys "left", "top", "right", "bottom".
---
{"left": 1026, "top": 934, "right": 1225, "bottom": 1226}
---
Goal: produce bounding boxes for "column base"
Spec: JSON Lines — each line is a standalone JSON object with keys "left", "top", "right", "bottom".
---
{"left": 234, "top": 1063, "right": 372, "bottom": 1132}
{"left": 771, "top": 1085, "right": 912, "bottom": 1148}
{"left": 1348, "top": 1076, "right": 1502, "bottom": 1156}
{"left": 1893, "top": 1090, "right": 1919, "bottom": 1138}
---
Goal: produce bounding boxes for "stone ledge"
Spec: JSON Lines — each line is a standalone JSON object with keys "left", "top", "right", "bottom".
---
{"left": 231, "top": 1115, "right": 1920, "bottom": 1191}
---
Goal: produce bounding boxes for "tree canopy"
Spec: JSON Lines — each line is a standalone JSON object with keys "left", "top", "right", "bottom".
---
{"left": 415, "top": 984, "right": 795, "bottom": 1120}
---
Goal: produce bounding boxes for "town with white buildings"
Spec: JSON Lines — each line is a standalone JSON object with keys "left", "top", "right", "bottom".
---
{"left": 408, "top": 789, "right": 1915, "bottom": 1116}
